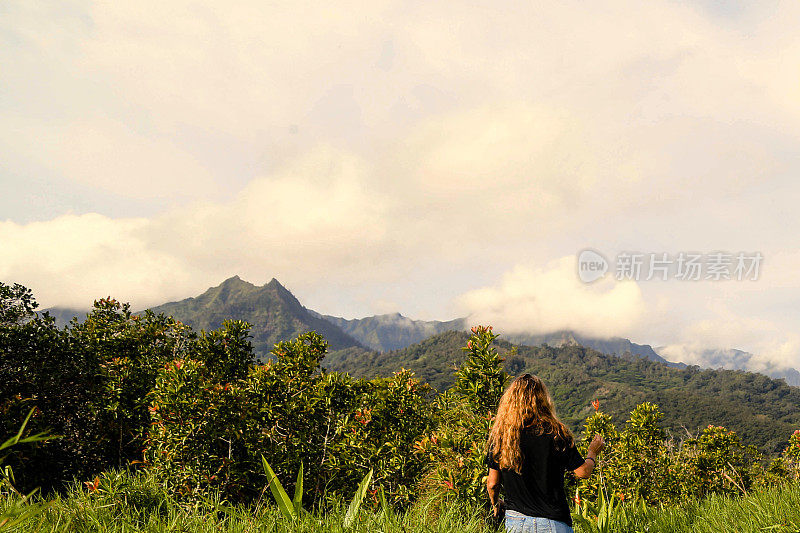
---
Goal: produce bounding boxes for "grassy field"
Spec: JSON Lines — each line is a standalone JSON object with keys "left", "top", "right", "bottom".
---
{"left": 589, "top": 482, "right": 800, "bottom": 533}
{"left": 2, "top": 471, "right": 799, "bottom": 532}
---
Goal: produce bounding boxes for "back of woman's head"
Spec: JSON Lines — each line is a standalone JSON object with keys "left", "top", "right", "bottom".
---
{"left": 487, "top": 374, "right": 574, "bottom": 473}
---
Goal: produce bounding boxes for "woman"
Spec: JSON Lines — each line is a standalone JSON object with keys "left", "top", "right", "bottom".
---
{"left": 486, "top": 374, "right": 604, "bottom": 533}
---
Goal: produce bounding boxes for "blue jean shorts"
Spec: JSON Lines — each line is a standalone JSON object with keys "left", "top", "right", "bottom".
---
{"left": 504, "top": 510, "right": 573, "bottom": 533}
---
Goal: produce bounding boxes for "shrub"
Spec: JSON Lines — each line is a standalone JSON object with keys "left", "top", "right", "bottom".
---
{"left": 419, "top": 326, "right": 508, "bottom": 507}
{"left": 783, "top": 429, "right": 800, "bottom": 481}
{"left": 680, "top": 424, "right": 760, "bottom": 498}
{"left": 146, "top": 331, "right": 434, "bottom": 507}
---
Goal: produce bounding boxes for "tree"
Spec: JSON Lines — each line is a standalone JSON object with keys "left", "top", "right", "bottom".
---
{"left": 0, "top": 283, "right": 38, "bottom": 326}
{"left": 454, "top": 325, "right": 508, "bottom": 416}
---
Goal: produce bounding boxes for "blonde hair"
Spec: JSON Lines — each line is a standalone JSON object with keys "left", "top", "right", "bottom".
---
{"left": 487, "top": 374, "right": 574, "bottom": 474}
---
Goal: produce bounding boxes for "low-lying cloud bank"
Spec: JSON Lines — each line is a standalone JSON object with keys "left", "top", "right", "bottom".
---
{"left": 457, "top": 256, "right": 800, "bottom": 385}
{"left": 457, "top": 256, "right": 646, "bottom": 339}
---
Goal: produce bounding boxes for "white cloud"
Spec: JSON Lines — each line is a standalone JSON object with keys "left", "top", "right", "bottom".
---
{"left": 145, "top": 145, "right": 390, "bottom": 282}
{"left": 457, "top": 257, "right": 646, "bottom": 338}
{"left": 0, "top": 146, "right": 388, "bottom": 308}
{"left": 0, "top": 213, "right": 194, "bottom": 308}
{"left": 657, "top": 303, "right": 800, "bottom": 372}
{"left": 457, "top": 257, "right": 800, "bottom": 378}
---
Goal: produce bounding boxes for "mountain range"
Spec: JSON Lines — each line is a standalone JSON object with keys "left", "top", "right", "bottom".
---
{"left": 310, "top": 309, "right": 465, "bottom": 352}
{"left": 43, "top": 276, "right": 799, "bottom": 387}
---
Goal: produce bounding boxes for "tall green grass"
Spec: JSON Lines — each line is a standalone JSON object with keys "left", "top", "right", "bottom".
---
{"left": 573, "top": 482, "right": 800, "bottom": 533}
{"left": 0, "top": 470, "right": 493, "bottom": 533}
{"left": 2, "top": 470, "right": 798, "bottom": 532}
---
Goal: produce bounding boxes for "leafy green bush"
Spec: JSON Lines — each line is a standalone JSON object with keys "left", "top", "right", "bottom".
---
{"left": 146, "top": 331, "right": 433, "bottom": 506}
{"left": 418, "top": 326, "right": 508, "bottom": 507}
{"left": 572, "top": 402, "right": 789, "bottom": 510}
{"left": 454, "top": 326, "right": 508, "bottom": 416}
{"left": 0, "top": 294, "right": 198, "bottom": 492}
{"left": 786, "top": 430, "right": 800, "bottom": 464}
{"left": 680, "top": 424, "right": 761, "bottom": 498}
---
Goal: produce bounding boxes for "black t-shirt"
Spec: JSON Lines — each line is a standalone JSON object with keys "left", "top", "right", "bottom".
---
{"left": 486, "top": 429, "right": 584, "bottom": 526}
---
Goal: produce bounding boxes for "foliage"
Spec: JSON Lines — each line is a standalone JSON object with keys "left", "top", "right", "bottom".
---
{"left": 571, "top": 401, "right": 787, "bottom": 514}
{"left": 454, "top": 325, "right": 508, "bottom": 416}
{"left": 572, "top": 481, "right": 800, "bottom": 533}
{"left": 0, "top": 283, "right": 38, "bottom": 326}
{"left": 342, "top": 468, "right": 373, "bottom": 529}
{"left": 1, "top": 469, "right": 800, "bottom": 532}
{"left": 416, "top": 326, "right": 507, "bottom": 507}
{"left": 145, "top": 330, "right": 433, "bottom": 506}
{"left": 785, "top": 430, "right": 800, "bottom": 463}
{"left": 414, "top": 391, "right": 490, "bottom": 505}
{"left": 680, "top": 424, "right": 760, "bottom": 498}
{"left": 572, "top": 486, "right": 630, "bottom": 533}
{"left": 0, "top": 408, "right": 56, "bottom": 530}
{"left": 1, "top": 296, "right": 196, "bottom": 492}
{"left": 782, "top": 430, "right": 800, "bottom": 483}
{"left": 328, "top": 331, "right": 800, "bottom": 453}
{"left": 0, "top": 468, "right": 497, "bottom": 532}
{"left": 261, "top": 456, "right": 305, "bottom": 520}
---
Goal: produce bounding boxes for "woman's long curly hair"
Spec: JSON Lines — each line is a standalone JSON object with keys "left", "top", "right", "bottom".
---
{"left": 487, "top": 374, "right": 574, "bottom": 474}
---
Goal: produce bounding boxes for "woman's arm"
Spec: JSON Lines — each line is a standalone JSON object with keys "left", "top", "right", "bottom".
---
{"left": 486, "top": 468, "right": 503, "bottom": 517}
{"left": 573, "top": 434, "right": 605, "bottom": 479}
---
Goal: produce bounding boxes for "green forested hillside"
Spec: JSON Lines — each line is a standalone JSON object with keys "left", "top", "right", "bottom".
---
{"left": 325, "top": 331, "right": 800, "bottom": 453}
{"left": 146, "top": 276, "right": 363, "bottom": 355}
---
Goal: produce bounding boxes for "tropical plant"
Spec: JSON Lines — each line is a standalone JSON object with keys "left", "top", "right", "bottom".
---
{"left": 572, "top": 486, "right": 619, "bottom": 533}
{"left": 417, "top": 327, "right": 508, "bottom": 507}
{"left": 785, "top": 429, "right": 800, "bottom": 480}
{"left": 261, "top": 457, "right": 305, "bottom": 520}
{"left": 260, "top": 455, "right": 373, "bottom": 528}
{"left": 0, "top": 408, "right": 56, "bottom": 529}
{"left": 454, "top": 325, "right": 508, "bottom": 416}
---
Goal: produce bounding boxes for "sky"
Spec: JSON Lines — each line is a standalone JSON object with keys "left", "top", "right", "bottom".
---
{"left": 2, "top": 0, "right": 800, "bottom": 376}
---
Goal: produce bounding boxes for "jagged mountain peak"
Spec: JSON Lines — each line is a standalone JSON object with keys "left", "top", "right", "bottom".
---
{"left": 147, "top": 276, "right": 362, "bottom": 353}
{"left": 264, "top": 277, "right": 283, "bottom": 288}
{"left": 218, "top": 274, "right": 254, "bottom": 288}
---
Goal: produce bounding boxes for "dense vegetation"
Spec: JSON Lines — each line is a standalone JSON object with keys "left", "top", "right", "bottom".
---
{"left": 326, "top": 331, "right": 800, "bottom": 453}
{"left": 2, "top": 281, "right": 800, "bottom": 531}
